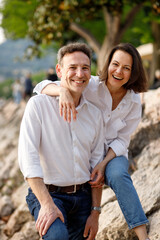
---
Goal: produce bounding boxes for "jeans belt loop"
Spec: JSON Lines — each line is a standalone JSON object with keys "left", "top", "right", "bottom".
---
{"left": 57, "top": 186, "right": 61, "bottom": 193}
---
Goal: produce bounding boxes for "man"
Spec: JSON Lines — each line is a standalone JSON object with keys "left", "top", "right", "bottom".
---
{"left": 18, "top": 43, "right": 104, "bottom": 240}
{"left": 47, "top": 67, "right": 58, "bottom": 81}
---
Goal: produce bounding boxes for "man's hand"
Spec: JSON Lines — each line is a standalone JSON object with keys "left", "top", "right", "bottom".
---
{"left": 83, "top": 211, "right": 99, "bottom": 240}
{"left": 59, "top": 87, "right": 77, "bottom": 122}
{"left": 36, "top": 203, "right": 64, "bottom": 237}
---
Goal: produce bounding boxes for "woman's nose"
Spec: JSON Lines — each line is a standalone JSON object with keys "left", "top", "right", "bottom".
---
{"left": 116, "top": 67, "right": 122, "bottom": 73}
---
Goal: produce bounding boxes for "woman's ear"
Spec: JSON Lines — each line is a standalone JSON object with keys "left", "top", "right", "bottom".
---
{"left": 56, "top": 64, "right": 62, "bottom": 78}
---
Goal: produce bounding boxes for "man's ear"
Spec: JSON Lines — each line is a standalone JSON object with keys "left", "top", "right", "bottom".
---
{"left": 56, "top": 64, "right": 62, "bottom": 78}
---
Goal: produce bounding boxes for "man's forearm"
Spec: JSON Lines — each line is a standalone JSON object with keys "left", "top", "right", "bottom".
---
{"left": 27, "top": 177, "right": 53, "bottom": 206}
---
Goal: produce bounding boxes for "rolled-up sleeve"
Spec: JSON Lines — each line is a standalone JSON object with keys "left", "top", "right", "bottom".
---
{"left": 90, "top": 111, "right": 105, "bottom": 170}
{"left": 109, "top": 100, "right": 142, "bottom": 157}
{"left": 33, "top": 80, "right": 60, "bottom": 94}
{"left": 18, "top": 97, "right": 43, "bottom": 179}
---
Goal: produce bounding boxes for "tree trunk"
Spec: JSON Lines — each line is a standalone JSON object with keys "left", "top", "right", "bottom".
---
{"left": 97, "top": 7, "right": 121, "bottom": 72}
{"left": 150, "top": 21, "right": 160, "bottom": 86}
{"left": 70, "top": 4, "right": 144, "bottom": 72}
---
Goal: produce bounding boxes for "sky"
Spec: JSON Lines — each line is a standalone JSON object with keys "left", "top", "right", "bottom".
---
{"left": 0, "top": 0, "right": 6, "bottom": 44}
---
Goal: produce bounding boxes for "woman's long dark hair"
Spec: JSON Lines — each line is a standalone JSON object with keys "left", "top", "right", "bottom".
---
{"left": 99, "top": 43, "right": 148, "bottom": 93}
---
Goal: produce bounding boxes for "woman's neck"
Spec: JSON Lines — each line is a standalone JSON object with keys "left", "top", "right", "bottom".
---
{"left": 106, "top": 82, "right": 127, "bottom": 110}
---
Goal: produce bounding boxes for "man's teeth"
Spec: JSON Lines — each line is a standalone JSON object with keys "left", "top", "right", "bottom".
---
{"left": 74, "top": 80, "right": 84, "bottom": 83}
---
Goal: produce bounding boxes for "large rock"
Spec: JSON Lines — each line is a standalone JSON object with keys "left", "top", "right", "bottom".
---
{"left": 4, "top": 203, "right": 33, "bottom": 237}
{"left": 0, "top": 196, "right": 14, "bottom": 218}
{"left": 97, "top": 139, "right": 160, "bottom": 240}
{"left": 0, "top": 88, "right": 160, "bottom": 239}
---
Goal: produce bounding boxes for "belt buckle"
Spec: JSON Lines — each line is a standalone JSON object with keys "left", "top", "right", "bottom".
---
{"left": 67, "top": 184, "right": 76, "bottom": 194}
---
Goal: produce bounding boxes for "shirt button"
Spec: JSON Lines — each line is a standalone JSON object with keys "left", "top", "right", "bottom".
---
{"left": 108, "top": 114, "right": 110, "bottom": 117}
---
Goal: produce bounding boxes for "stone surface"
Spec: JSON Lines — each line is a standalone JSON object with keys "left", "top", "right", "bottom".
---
{"left": 0, "top": 89, "right": 160, "bottom": 240}
{"left": 0, "top": 196, "right": 14, "bottom": 218}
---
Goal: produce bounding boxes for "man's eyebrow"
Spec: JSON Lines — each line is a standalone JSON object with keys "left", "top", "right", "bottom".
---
{"left": 69, "top": 64, "right": 90, "bottom": 67}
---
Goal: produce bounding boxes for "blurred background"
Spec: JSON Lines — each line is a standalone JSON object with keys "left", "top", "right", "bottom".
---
{"left": 0, "top": 0, "right": 160, "bottom": 100}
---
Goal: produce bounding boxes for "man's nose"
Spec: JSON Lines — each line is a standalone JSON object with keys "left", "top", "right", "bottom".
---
{"left": 76, "top": 68, "right": 84, "bottom": 78}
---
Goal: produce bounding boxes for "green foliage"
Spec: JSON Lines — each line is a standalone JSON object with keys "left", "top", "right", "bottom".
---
{"left": 122, "top": 6, "right": 154, "bottom": 46}
{"left": 27, "top": 0, "right": 126, "bottom": 45}
{"left": 1, "top": 0, "right": 159, "bottom": 45}
{"left": 32, "top": 71, "right": 46, "bottom": 85}
{"left": 1, "top": 0, "right": 159, "bottom": 66}
{"left": 0, "top": 79, "right": 13, "bottom": 99}
{"left": 1, "top": 0, "right": 39, "bottom": 39}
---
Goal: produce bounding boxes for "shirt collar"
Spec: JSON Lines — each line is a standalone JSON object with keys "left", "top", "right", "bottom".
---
{"left": 76, "top": 93, "right": 88, "bottom": 110}
{"left": 100, "top": 81, "right": 140, "bottom": 104}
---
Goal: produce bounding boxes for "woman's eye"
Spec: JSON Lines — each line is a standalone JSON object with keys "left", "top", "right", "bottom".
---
{"left": 124, "top": 67, "right": 131, "bottom": 71}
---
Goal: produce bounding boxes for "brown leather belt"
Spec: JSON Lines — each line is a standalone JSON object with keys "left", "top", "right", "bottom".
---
{"left": 45, "top": 182, "right": 88, "bottom": 194}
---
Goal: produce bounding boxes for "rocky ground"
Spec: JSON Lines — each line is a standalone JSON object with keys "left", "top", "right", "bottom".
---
{"left": 0, "top": 88, "right": 160, "bottom": 240}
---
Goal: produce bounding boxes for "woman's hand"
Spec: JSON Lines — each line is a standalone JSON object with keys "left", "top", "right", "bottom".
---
{"left": 59, "top": 87, "right": 77, "bottom": 122}
{"left": 89, "top": 162, "right": 106, "bottom": 188}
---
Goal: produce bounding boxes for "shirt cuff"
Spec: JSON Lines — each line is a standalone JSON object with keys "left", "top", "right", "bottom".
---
{"left": 109, "top": 139, "right": 127, "bottom": 157}
{"left": 23, "top": 166, "right": 43, "bottom": 179}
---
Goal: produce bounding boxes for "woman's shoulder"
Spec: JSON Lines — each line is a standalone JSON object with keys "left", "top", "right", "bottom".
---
{"left": 126, "top": 90, "right": 141, "bottom": 105}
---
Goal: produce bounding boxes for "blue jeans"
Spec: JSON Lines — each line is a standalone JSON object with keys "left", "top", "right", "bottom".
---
{"left": 26, "top": 184, "right": 91, "bottom": 240}
{"left": 105, "top": 156, "right": 149, "bottom": 229}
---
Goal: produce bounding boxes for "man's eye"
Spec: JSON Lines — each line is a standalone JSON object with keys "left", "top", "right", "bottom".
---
{"left": 83, "top": 67, "right": 89, "bottom": 70}
{"left": 70, "top": 67, "right": 76, "bottom": 69}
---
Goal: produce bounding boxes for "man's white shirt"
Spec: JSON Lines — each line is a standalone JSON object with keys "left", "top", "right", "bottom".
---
{"left": 18, "top": 94, "right": 104, "bottom": 186}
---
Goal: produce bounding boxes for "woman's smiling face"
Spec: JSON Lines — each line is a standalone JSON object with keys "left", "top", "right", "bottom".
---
{"left": 107, "top": 50, "right": 133, "bottom": 90}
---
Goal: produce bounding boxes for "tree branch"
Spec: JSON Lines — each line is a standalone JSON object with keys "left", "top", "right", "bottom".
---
{"left": 69, "top": 22, "right": 101, "bottom": 54}
{"left": 102, "top": 6, "right": 121, "bottom": 43}
{"left": 117, "top": 2, "right": 144, "bottom": 41}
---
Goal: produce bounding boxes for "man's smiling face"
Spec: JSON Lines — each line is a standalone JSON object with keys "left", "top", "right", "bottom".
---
{"left": 56, "top": 51, "right": 91, "bottom": 97}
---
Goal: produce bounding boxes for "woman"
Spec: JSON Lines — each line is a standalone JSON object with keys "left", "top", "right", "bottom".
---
{"left": 34, "top": 43, "right": 150, "bottom": 240}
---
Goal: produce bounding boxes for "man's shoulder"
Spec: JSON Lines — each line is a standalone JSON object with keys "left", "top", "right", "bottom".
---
{"left": 28, "top": 94, "right": 57, "bottom": 107}
{"left": 85, "top": 99, "right": 102, "bottom": 118}
{"left": 31, "top": 93, "right": 56, "bottom": 101}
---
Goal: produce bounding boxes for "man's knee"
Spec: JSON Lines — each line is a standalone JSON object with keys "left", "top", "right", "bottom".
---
{"left": 42, "top": 219, "right": 68, "bottom": 240}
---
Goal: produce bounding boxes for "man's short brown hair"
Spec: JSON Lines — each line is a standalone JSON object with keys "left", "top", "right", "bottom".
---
{"left": 57, "top": 42, "right": 92, "bottom": 65}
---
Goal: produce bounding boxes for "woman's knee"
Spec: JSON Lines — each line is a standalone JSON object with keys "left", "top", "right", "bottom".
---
{"left": 105, "top": 156, "right": 130, "bottom": 186}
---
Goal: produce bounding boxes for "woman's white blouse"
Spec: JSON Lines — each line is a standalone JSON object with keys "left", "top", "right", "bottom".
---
{"left": 34, "top": 76, "right": 142, "bottom": 158}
